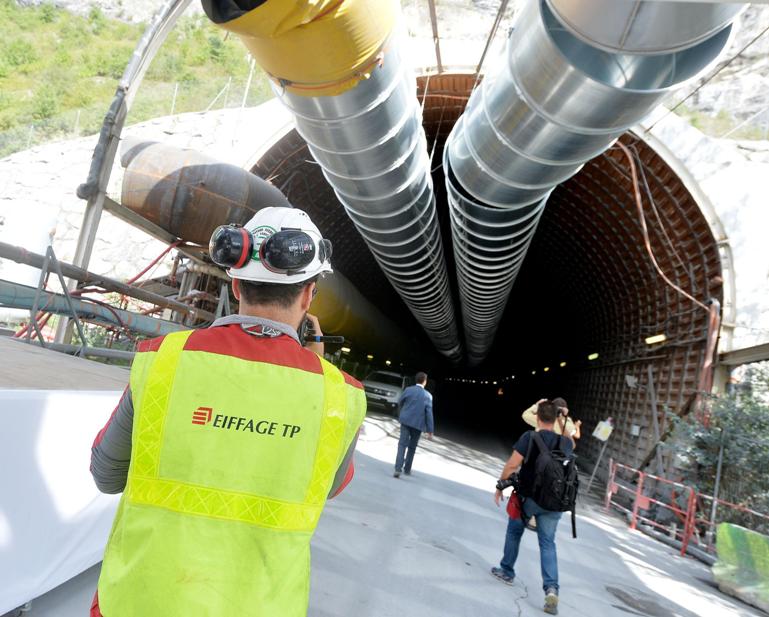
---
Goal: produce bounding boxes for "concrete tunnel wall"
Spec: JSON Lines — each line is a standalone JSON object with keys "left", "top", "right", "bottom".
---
{"left": 252, "top": 73, "right": 723, "bottom": 472}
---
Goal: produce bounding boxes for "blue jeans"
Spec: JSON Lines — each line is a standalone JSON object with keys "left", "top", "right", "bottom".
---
{"left": 499, "top": 498, "right": 562, "bottom": 592}
{"left": 395, "top": 424, "right": 421, "bottom": 472}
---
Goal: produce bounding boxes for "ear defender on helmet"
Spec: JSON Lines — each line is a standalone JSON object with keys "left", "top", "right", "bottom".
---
{"left": 258, "top": 230, "right": 333, "bottom": 275}
{"left": 259, "top": 229, "right": 316, "bottom": 274}
{"left": 210, "top": 207, "right": 334, "bottom": 283}
{"left": 209, "top": 225, "right": 253, "bottom": 269}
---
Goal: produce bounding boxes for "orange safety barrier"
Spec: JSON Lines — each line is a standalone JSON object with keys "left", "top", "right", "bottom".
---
{"left": 694, "top": 492, "right": 769, "bottom": 554}
{"left": 605, "top": 459, "right": 696, "bottom": 555}
{"left": 605, "top": 458, "right": 769, "bottom": 557}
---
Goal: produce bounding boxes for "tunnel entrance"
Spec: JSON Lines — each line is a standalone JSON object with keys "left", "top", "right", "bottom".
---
{"left": 252, "top": 73, "right": 723, "bottom": 470}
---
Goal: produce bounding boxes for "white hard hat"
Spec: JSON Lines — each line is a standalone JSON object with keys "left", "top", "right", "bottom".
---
{"left": 209, "top": 207, "right": 333, "bottom": 284}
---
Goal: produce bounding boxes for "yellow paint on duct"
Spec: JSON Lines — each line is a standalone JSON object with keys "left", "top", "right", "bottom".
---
{"left": 311, "top": 272, "right": 411, "bottom": 358}
{"left": 217, "top": 0, "right": 397, "bottom": 97}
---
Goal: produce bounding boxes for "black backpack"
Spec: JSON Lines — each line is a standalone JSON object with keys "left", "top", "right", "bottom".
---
{"left": 524, "top": 431, "right": 579, "bottom": 538}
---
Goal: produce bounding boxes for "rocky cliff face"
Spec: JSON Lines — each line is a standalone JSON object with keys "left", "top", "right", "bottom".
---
{"left": 674, "top": 5, "right": 769, "bottom": 139}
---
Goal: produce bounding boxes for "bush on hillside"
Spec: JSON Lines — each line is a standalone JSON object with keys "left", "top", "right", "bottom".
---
{"left": 0, "top": 2, "right": 271, "bottom": 157}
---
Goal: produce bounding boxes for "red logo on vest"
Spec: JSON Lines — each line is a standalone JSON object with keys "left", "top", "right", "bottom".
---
{"left": 192, "top": 406, "right": 213, "bottom": 425}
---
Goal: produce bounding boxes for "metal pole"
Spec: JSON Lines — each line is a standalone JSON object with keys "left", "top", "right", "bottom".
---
{"left": 234, "top": 58, "right": 256, "bottom": 145}
{"left": 0, "top": 280, "right": 185, "bottom": 338}
{"left": 222, "top": 76, "right": 232, "bottom": 108}
{"left": 57, "top": 0, "right": 192, "bottom": 345}
{"left": 0, "top": 241, "right": 215, "bottom": 321}
{"left": 630, "top": 471, "right": 645, "bottom": 530}
{"left": 426, "top": 0, "right": 443, "bottom": 73}
{"left": 11, "top": 338, "right": 135, "bottom": 362}
{"left": 604, "top": 457, "right": 615, "bottom": 511}
{"left": 215, "top": 283, "right": 231, "bottom": 319}
{"left": 473, "top": 0, "right": 510, "bottom": 84}
{"left": 708, "top": 427, "right": 726, "bottom": 545}
{"left": 647, "top": 364, "right": 666, "bottom": 477}
{"left": 586, "top": 438, "right": 610, "bottom": 495}
{"left": 170, "top": 82, "right": 179, "bottom": 115}
{"left": 241, "top": 59, "right": 255, "bottom": 109}
{"left": 681, "top": 488, "right": 697, "bottom": 556}
{"left": 28, "top": 245, "right": 52, "bottom": 344}
{"left": 47, "top": 246, "right": 90, "bottom": 352}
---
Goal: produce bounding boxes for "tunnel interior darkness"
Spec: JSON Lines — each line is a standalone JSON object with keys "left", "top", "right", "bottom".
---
{"left": 252, "top": 73, "right": 723, "bottom": 470}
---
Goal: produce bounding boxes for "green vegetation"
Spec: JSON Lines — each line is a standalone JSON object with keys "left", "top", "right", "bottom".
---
{"left": 665, "top": 362, "right": 769, "bottom": 534}
{"left": 0, "top": 1, "right": 273, "bottom": 157}
{"left": 675, "top": 105, "right": 768, "bottom": 141}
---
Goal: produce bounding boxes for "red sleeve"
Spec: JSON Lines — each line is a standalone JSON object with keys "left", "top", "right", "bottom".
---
{"left": 92, "top": 386, "right": 128, "bottom": 448}
{"left": 329, "top": 458, "right": 355, "bottom": 498}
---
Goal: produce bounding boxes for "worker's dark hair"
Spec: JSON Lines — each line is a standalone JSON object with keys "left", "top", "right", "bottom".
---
{"left": 415, "top": 371, "right": 428, "bottom": 384}
{"left": 239, "top": 276, "right": 318, "bottom": 309}
{"left": 537, "top": 400, "right": 558, "bottom": 424}
{"left": 552, "top": 397, "right": 568, "bottom": 411}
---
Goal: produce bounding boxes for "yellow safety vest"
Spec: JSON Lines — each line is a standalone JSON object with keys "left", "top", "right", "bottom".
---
{"left": 97, "top": 329, "right": 366, "bottom": 616}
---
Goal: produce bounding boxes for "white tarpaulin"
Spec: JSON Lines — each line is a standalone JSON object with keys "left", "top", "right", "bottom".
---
{"left": 0, "top": 389, "right": 122, "bottom": 614}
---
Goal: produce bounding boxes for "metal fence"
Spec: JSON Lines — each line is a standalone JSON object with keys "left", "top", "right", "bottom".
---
{"left": 605, "top": 459, "right": 769, "bottom": 558}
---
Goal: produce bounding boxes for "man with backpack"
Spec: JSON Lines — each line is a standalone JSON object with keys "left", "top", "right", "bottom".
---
{"left": 491, "top": 400, "right": 578, "bottom": 615}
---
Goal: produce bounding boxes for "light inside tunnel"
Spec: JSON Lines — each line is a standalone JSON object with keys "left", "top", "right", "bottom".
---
{"left": 253, "top": 72, "right": 723, "bottom": 470}
{"left": 645, "top": 334, "right": 667, "bottom": 345}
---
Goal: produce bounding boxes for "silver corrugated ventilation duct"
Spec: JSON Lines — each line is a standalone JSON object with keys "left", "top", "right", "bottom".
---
{"left": 202, "top": 0, "right": 461, "bottom": 363}
{"left": 277, "top": 40, "right": 461, "bottom": 362}
{"left": 445, "top": 0, "right": 742, "bottom": 365}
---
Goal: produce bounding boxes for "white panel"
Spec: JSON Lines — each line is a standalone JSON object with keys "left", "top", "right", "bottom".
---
{"left": 0, "top": 390, "right": 121, "bottom": 614}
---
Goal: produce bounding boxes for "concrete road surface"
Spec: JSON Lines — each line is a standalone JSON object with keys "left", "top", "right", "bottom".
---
{"left": 18, "top": 414, "right": 759, "bottom": 617}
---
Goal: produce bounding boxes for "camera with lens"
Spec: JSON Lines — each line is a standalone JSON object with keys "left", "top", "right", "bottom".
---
{"left": 298, "top": 317, "right": 315, "bottom": 343}
{"left": 495, "top": 473, "right": 520, "bottom": 493}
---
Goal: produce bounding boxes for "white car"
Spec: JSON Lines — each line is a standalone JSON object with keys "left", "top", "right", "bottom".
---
{"left": 362, "top": 371, "right": 409, "bottom": 415}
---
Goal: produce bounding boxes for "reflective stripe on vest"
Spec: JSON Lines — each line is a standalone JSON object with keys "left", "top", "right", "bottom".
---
{"left": 124, "top": 330, "right": 348, "bottom": 531}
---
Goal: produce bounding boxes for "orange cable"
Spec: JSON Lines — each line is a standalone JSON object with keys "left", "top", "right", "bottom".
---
{"left": 616, "top": 141, "right": 709, "bottom": 313}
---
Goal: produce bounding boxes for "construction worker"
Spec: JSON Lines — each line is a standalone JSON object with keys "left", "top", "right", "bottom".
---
{"left": 89, "top": 207, "right": 367, "bottom": 616}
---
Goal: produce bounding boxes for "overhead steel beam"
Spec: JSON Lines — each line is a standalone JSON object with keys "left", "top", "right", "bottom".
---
{"left": 8, "top": 338, "right": 136, "bottom": 362}
{"left": 0, "top": 241, "right": 215, "bottom": 322}
{"left": 719, "top": 342, "right": 769, "bottom": 366}
{"left": 0, "top": 280, "right": 185, "bottom": 338}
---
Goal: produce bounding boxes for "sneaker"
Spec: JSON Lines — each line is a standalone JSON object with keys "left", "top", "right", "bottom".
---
{"left": 393, "top": 471, "right": 401, "bottom": 478}
{"left": 404, "top": 470, "right": 412, "bottom": 476}
{"left": 544, "top": 588, "right": 559, "bottom": 615}
{"left": 525, "top": 516, "right": 538, "bottom": 532}
{"left": 490, "top": 567, "right": 515, "bottom": 586}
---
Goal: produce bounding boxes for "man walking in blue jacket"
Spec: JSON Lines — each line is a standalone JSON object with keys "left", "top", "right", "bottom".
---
{"left": 393, "top": 371, "right": 434, "bottom": 478}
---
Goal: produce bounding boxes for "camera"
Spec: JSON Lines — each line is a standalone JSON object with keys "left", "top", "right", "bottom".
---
{"left": 298, "top": 317, "right": 315, "bottom": 343}
{"left": 496, "top": 473, "right": 520, "bottom": 493}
